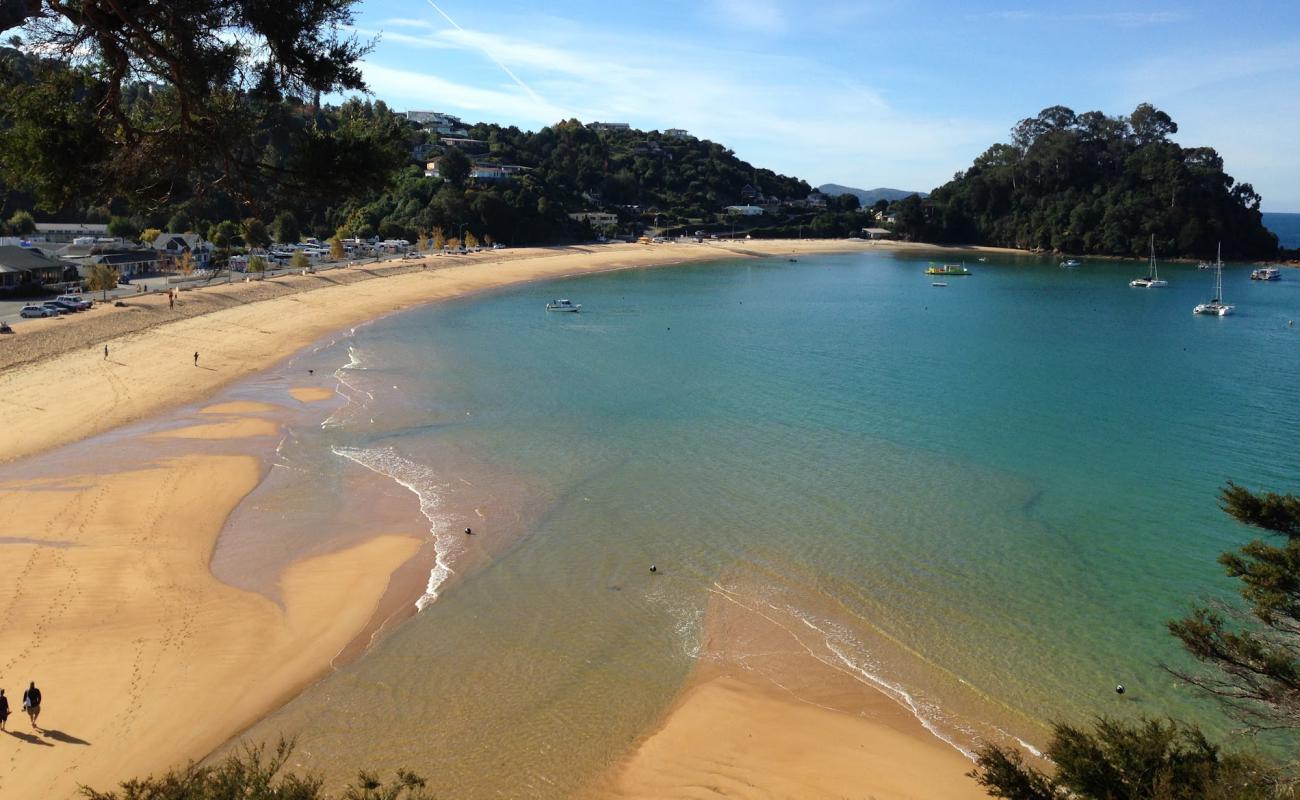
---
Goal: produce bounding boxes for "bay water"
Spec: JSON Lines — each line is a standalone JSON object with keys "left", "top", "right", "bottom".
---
{"left": 233, "top": 250, "right": 1300, "bottom": 795}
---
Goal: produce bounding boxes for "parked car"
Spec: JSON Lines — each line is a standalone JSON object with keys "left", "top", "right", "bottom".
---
{"left": 492, "top": 243, "right": 506, "bottom": 249}
{"left": 20, "top": 304, "right": 56, "bottom": 318}
{"left": 42, "top": 301, "right": 71, "bottom": 315}
{"left": 50, "top": 299, "right": 83, "bottom": 313}
{"left": 56, "top": 294, "right": 92, "bottom": 310}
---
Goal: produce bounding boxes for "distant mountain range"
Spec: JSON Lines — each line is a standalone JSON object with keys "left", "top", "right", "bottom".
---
{"left": 817, "top": 184, "right": 927, "bottom": 206}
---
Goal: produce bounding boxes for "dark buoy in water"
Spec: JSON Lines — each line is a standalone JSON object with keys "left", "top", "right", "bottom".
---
{"left": 308, "top": 368, "right": 314, "bottom": 374}
{"left": 465, "top": 527, "right": 473, "bottom": 535}
{"left": 1115, "top": 684, "right": 1126, "bottom": 695}
{"left": 649, "top": 564, "right": 658, "bottom": 573}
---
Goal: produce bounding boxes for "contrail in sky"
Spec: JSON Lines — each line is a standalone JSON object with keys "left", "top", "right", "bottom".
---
{"left": 423, "top": 0, "right": 547, "bottom": 106}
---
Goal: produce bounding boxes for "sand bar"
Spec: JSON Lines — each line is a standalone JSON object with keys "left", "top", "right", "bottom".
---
{"left": 0, "top": 448, "right": 420, "bottom": 797}
{"left": 586, "top": 579, "right": 987, "bottom": 798}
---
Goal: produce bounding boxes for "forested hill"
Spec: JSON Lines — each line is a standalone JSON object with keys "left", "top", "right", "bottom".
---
{"left": 900, "top": 104, "right": 1278, "bottom": 259}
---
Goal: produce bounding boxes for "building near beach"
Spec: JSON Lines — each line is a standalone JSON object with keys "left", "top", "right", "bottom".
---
{"left": 0, "top": 245, "right": 73, "bottom": 292}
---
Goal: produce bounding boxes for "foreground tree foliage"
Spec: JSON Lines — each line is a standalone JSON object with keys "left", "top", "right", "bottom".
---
{"left": 80, "top": 739, "right": 435, "bottom": 800}
{"left": 974, "top": 483, "right": 1300, "bottom": 797}
{"left": 906, "top": 104, "right": 1278, "bottom": 259}
{"left": 1168, "top": 484, "right": 1300, "bottom": 732}
{"left": 0, "top": 0, "right": 372, "bottom": 210}
{"left": 971, "top": 717, "right": 1289, "bottom": 799}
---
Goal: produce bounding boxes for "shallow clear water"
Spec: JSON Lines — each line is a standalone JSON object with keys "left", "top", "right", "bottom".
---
{"left": 236, "top": 250, "right": 1300, "bottom": 794}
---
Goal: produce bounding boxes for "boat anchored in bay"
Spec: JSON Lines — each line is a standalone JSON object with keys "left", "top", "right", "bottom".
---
{"left": 1250, "top": 267, "right": 1281, "bottom": 281}
{"left": 1130, "top": 235, "right": 1168, "bottom": 288}
{"left": 546, "top": 299, "right": 581, "bottom": 312}
{"left": 925, "top": 263, "right": 971, "bottom": 276}
{"left": 1193, "top": 244, "right": 1233, "bottom": 316}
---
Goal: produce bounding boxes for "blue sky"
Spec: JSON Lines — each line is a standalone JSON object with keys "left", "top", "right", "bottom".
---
{"left": 343, "top": 1, "right": 1300, "bottom": 211}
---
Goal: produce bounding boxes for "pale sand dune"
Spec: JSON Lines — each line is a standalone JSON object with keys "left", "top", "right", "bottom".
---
{"left": 288, "top": 386, "right": 335, "bottom": 403}
{"left": 152, "top": 417, "right": 281, "bottom": 439}
{"left": 0, "top": 452, "right": 421, "bottom": 798}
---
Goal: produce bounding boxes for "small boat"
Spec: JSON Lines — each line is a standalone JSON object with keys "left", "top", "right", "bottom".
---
{"left": 924, "top": 263, "right": 971, "bottom": 276}
{"left": 1250, "top": 267, "right": 1281, "bottom": 281}
{"left": 977, "top": 257, "right": 988, "bottom": 262}
{"left": 1130, "top": 235, "right": 1168, "bottom": 288}
{"left": 1197, "top": 261, "right": 1214, "bottom": 270}
{"left": 931, "top": 282, "right": 948, "bottom": 287}
{"left": 546, "top": 299, "right": 581, "bottom": 312}
{"left": 1059, "top": 259, "right": 1082, "bottom": 269}
{"left": 1193, "top": 244, "right": 1234, "bottom": 316}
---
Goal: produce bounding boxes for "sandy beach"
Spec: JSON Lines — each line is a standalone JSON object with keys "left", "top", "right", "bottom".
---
{"left": 585, "top": 581, "right": 986, "bottom": 799}
{"left": 0, "top": 239, "right": 991, "bottom": 797}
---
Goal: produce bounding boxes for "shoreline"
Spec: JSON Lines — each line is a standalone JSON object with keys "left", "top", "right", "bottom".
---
{"left": 0, "top": 239, "right": 991, "bottom": 796}
{"left": 584, "top": 578, "right": 988, "bottom": 798}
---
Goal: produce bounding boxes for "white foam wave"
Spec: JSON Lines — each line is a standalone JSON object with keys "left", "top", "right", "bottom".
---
{"left": 708, "top": 583, "right": 976, "bottom": 761}
{"left": 332, "top": 445, "right": 455, "bottom": 610}
{"left": 323, "top": 344, "right": 375, "bottom": 429}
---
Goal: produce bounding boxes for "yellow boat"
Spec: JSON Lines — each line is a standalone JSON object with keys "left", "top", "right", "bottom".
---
{"left": 924, "top": 263, "right": 971, "bottom": 276}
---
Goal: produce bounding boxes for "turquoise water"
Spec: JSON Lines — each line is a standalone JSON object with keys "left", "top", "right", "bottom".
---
{"left": 236, "top": 251, "right": 1300, "bottom": 794}
{"left": 1263, "top": 211, "right": 1300, "bottom": 249}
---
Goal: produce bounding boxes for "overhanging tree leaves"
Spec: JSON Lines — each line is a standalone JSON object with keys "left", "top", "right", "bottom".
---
{"left": 1167, "top": 483, "right": 1300, "bottom": 732}
{"left": 0, "top": 0, "right": 382, "bottom": 211}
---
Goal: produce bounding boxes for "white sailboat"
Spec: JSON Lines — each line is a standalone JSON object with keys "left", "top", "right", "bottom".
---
{"left": 1193, "top": 244, "right": 1234, "bottom": 316}
{"left": 1130, "top": 235, "right": 1168, "bottom": 288}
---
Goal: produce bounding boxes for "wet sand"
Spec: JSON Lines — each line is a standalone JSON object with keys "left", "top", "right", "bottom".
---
{"left": 586, "top": 581, "right": 987, "bottom": 799}
{"left": 0, "top": 420, "right": 421, "bottom": 797}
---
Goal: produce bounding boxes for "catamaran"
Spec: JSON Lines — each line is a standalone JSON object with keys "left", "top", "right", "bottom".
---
{"left": 1130, "top": 235, "right": 1168, "bottom": 288}
{"left": 1193, "top": 244, "right": 1233, "bottom": 316}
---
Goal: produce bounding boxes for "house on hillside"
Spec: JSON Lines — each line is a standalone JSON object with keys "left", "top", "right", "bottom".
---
{"left": 439, "top": 137, "right": 488, "bottom": 152}
{"left": 724, "top": 205, "right": 764, "bottom": 216}
{"left": 569, "top": 212, "right": 619, "bottom": 228}
{"left": 664, "top": 128, "right": 692, "bottom": 139}
{"left": 588, "top": 122, "right": 630, "bottom": 132}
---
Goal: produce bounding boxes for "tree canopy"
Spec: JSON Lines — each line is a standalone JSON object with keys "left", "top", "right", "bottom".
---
{"left": 0, "top": 0, "right": 372, "bottom": 211}
{"left": 903, "top": 104, "right": 1278, "bottom": 259}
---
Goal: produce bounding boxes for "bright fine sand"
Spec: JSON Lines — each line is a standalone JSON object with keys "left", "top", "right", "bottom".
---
{"left": 587, "top": 582, "right": 987, "bottom": 799}
{"left": 0, "top": 240, "right": 989, "bottom": 798}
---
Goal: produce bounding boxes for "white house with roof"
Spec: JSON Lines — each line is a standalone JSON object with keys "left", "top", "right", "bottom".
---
{"left": 152, "top": 233, "right": 213, "bottom": 269}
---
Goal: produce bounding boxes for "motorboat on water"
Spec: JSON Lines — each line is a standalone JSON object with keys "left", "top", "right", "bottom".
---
{"left": 1250, "top": 267, "right": 1281, "bottom": 281}
{"left": 546, "top": 299, "right": 581, "bottom": 312}
{"left": 924, "top": 263, "right": 971, "bottom": 276}
{"left": 1130, "top": 235, "right": 1168, "bottom": 287}
{"left": 1193, "top": 244, "right": 1234, "bottom": 316}
{"left": 931, "top": 282, "right": 948, "bottom": 287}
{"left": 1059, "top": 258, "right": 1082, "bottom": 269}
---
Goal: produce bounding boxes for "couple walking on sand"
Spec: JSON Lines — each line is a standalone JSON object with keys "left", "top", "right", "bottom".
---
{"left": 0, "top": 682, "right": 41, "bottom": 732}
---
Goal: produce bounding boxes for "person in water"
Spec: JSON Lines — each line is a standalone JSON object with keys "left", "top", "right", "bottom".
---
{"left": 0, "top": 688, "right": 9, "bottom": 731}
{"left": 22, "top": 681, "right": 41, "bottom": 729}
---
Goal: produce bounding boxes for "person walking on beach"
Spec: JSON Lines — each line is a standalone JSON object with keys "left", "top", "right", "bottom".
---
{"left": 193, "top": 351, "right": 199, "bottom": 367}
{"left": 0, "top": 689, "right": 9, "bottom": 731}
{"left": 103, "top": 344, "right": 109, "bottom": 360}
{"left": 22, "top": 681, "right": 40, "bottom": 730}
